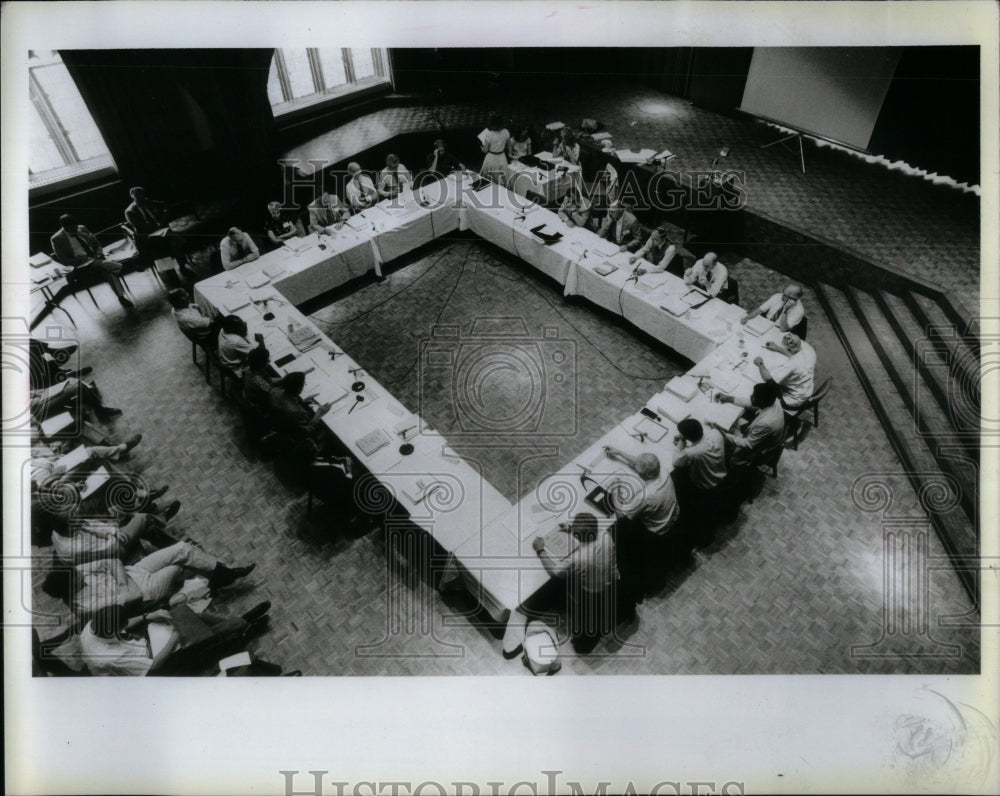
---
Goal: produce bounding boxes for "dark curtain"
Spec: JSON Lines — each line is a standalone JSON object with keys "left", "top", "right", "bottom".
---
{"left": 60, "top": 49, "right": 276, "bottom": 199}
{"left": 688, "top": 47, "right": 754, "bottom": 112}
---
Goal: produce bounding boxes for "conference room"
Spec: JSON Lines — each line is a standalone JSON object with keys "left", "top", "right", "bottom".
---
{"left": 19, "top": 41, "right": 984, "bottom": 678}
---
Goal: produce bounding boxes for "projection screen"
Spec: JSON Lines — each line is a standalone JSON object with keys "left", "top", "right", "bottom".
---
{"left": 740, "top": 47, "right": 902, "bottom": 152}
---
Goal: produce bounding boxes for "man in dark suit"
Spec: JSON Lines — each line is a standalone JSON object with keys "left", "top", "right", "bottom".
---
{"left": 596, "top": 200, "right": 643, "bottom": 252}
{"left": 50, "top": 215, "right": 133, "bottom": 309}
{"left": 123, "top": 186, "right": 193, "bottom": 278}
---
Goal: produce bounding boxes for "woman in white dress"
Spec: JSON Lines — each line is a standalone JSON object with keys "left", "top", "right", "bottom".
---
{"left": 479, "top": 114, "right": 511, "bottom": 184}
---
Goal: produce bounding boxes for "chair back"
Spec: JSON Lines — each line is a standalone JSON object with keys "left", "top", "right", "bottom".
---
{"left": 720, "top": 275, "right": 740, "bottom": 305}
{"left": 790, "top": 314, "right": 808, "bottom": 340}
{"left": 804, "top": 375, "right": 833, "bottom": 410}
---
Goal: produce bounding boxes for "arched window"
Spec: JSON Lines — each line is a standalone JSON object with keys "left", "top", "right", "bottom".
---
{"left": 267, "top": 48, "right": 391, "bottom": 115}
{"left": 29, "top": 50, "right": 116, "bottom": 192}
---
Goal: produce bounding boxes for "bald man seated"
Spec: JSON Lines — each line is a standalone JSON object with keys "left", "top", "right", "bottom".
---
{"left": 742, "top": 284, "right": 806, "bottom": 336}
{"left": 684, "top": 251, "right": 728, "bottom": 298}
{"left": 345, "top": 162, "right": 378, "bottom": 211}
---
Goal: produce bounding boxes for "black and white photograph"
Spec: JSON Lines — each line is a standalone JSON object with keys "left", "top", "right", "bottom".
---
{"left": 3, "top": 2, "right": 998, "bottom": 794}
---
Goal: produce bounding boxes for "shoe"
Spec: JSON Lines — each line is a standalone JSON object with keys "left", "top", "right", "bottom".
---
{"left": 147, "top": 484, "right": 169, "bottom": 501}
{"left": 209, "top": 562, "right": 256, "bottom": 589}
{"left": 159, "top": 499, "right": 181, "bottom": 522}
{"left": 502, "top": 643, "right": 523, "bottom": 660}
{"left": 241, "top": 601, "right": 272, "bottom": 624}
{"left": 123, "top": 433, "right": 143, "bottom": 453}
{"left": 96, "top": 406, "right": 123, "bottom": 420}
{"left": 118, "top": 296, "right": 135, "bottom": 309}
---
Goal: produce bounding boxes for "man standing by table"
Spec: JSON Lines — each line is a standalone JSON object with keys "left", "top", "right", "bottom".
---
{"left": 346, "top": 162, "right": 379, "bottom": 211}
{"left": 219, "top": 227, "right": 259, "bottom": 270}
{"left": 532, "top": 512, "right": 619, "bottom": 654}
{"left": 307, "top": 191, "right": 350, "bottom": 234}
{"left": 684, "top": 251, "right": 728, "bottom": 298}
{"left": 50, "top": 215, "right": 134, "bottom": 309}
{"left": 672, "top": 417, "right": 729, "bottom": 542}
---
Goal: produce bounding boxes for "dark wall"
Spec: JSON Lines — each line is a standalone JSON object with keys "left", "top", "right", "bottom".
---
{"left": 688, "top": 48, "right": 754, "bottom": 112}
{"left": 869, "top": 46, "right": 979, "bottom": 186}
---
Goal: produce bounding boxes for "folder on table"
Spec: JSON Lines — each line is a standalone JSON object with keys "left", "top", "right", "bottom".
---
{"left": 743, "top": 315, "right": 773, "bottom": 336}
{"left": 635, "top": 416, "right": 668, "bottom": 442}
{"left": 357, "top": 428, "right": 391, "bottom": 458}
{"left": 593, "top": 262, "right": 618, "bottom": 277}
{"left": 223, "top": 296, "right": 251, "bottom": 313}
{"left": 30, "top": 252, "right": 53, "bottom": 268}
{"left": 245, "top": 272, "right": 270, "bottom": 289}
{"left": 263, "top": 264, "right": 286, "bottom": 279}
{"left": 682, "top": 288, "right": 712, "bottom": 308}
{"left": 659, "top": 295, "right": 688, "bottom": 316}
{"left": 530, "top": 225, "right": 563, "bottom": 245}
{"left": 665, "top": 375, "right": 700, "bottom": 402}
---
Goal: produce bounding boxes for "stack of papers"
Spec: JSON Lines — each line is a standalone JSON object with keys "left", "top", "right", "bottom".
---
{"left": 594, "top": 262, "right": 618, "bottom": 277}
{"left": 637, "top": 273, "right": 667, "bottom": 290}
{"left": 263, "top": 264, "right": 286, "bottom": 279}
{"left": 223, "top": 296, "right": 251, "bottom": 313}
{"left": 665, "top": 375, "right": 700, "bottom": 402}
{"left": 30, "top": 252, "right": 53, "bottom": 268}
{"left": 283, "top": 237, "right": 313, "bottom": 253}
{"left": 357, "top": 428, "right": 391, "bottom": 458}
{"left": 345, "top": 214, "right": 369, "bottom": 231}
{"left": 245, "top": 272, "right": 270, "bottom": 289}
{"left": 743, "top": 315, "right": 773, "bottom": 336}
{"left": 287, "top": 325, "right": 321, "bottom": 352}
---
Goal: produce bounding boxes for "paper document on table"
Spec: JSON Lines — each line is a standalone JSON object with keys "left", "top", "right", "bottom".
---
{"left": 659, "top": 295, "right": 689, "bottom": 316}
{"left": 287, "top": 325, "right": 321, "bottom": 351}
{"left": 743, "top": 315, "right": 773, "bottom": 336}
{"left": 637, "top": 273, "right": 668, "bottom": 290}
{"left": 283, "top": 237, "right": 313, "bottom": 253}
{"left": 710, "top": 370, "right": 742, "bottom": 394}
{"left": 635, "top": 416, "right": 668, "bottom": 442}
{"left": 654, "top": 393, "right": 691, "bottom": 425}
{"left": 245, "top": 272, "right": 270, "bottom": 289}
{"left": 403, "top": 479, "right": 443, "bottom": 505}
{"left": 357, "top": 428, "right": 391, "bottom": 458}
{"left": 56, "top": 445, "right": 90, "bottom": 473}
{"left": 682, "top": 289, "right": 712, "bottom": 308}
{"left": 316, "top": 381, "right": 349, "bottom": 406}
{"left": 345, "top": 214, "right": 368, "bottom": 231}
{"left": 30, "top": 252, "right": 53, "bottom": 267}
{"left": 40, "top": 411, "right": 74, "bottom": 437}
{"left": 593, "top": 262, "right": 618, "bottom": 277}
{"left": 263, "top": 264, "right": 286, "bottom": 279}
{"left": 223, "top": 296, "right": 251, "bottom": 313}
{"left": 615, "top": 148, "right": 658, "bottom": 163}
{"left": 540, "top": 525, "right": 579, "bottom": 560}
{"left": 666, "top": 375, "right": 700, "bottom": 402}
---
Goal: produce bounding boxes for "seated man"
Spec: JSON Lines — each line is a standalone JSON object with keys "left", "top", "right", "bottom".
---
{"left": 50, "top": 214, "right": 134, "bottom": 309}
{"left": 426, "top": 139, "right": 465, "bottom": 178}
{"left": 219, "top": 227, "right": 259, "bottom": 271}
{"left": 307, "top": 191, "right": 350, "bottom": 234}
{"left": 628, "top": 226, "right": 677, "bottom": 274}
{"left": 532, "top": 512, "right": 618, "bottom": 654}
{"left": 241, "top": 346, "right": 276, "bottom": 410}
{"left": 602, "top": 448, "right": 681, "bottom": 613}
{"left": 345, "top": 162, "right": 378, "bottom": 212}
{"left": 684, "top": 251, "right": 728, "bottom": 298}
{"left": 30, "top": 376, "right": 122, "bottom": 423}
{"left": 557, "top": 187, "right": 592, "bottom": 228}
{"left": 377, "top": 153, "right": 412, "bottom": 200}
{"left": 79, "top": 600, "right": 271, "bottom": 676}
{"left": 51, "top": 508, "right": 177, "bottom": 565}
{"left": 168, "top": 289, "right": 217, "bottom": 343}
{"left": 66, "top": 541, "right": 255, "bottom": 620}
{"left": 710, "top": 381, "right": 786, "bottom": 469}
{"left": 217, "top": 315, "right": 266, "bottom": 376}
{"left": 742, "top": 284, "right": 806, "bottom": 336}
{"left": 268, "top": 371, "right": 335, "bottom": 447}
{"left": 596, "top": 200, "right": 643, "bottom": 252}
{"left": 123, "top": 186, "right": 192, "bottom": 275}
{"left": 552, "top": 129, "right": 581, "bottom": 165}
{"left": 264, "top": 201, "right": 304, "bottom": 248}
{"left": 671, "top": 417, "right": 728, "bottom": 538}
{"left": 752, "top": 332, "right": 816, "bottom": 410}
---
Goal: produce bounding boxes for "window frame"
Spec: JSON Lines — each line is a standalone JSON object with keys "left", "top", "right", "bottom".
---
{"left": 27, "top": 51, "right": 118, "bottom": 199}
{"left": 267, "top": 47, "right": 393, "bottom": 120}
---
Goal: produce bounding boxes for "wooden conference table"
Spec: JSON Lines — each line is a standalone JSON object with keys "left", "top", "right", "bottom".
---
{"left": 194, "top": 171, "right": 789, "bottom": 653}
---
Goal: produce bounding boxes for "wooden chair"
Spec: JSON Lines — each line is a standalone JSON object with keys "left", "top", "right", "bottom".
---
{"left": 784, "top": 376, "right": 833, "bottom": 450}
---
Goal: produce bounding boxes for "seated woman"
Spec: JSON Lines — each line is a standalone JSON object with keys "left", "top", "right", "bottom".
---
{"left": 628, "top": 227, "right": 677, "bottom": 275}
{"left": 557, "top": 186, "right": 592, "bottom": 228}
{"left": 507, "top": 126, "right": 532, "bottom": 162}
{"left": 553, "top": 129, "right": 581, "bottom": 165}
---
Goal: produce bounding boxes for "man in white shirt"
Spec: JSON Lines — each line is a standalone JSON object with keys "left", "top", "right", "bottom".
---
{"left": 217, "top": 315, "right": 266, "bottom": 376}
{"left": 628, "top": 227, "right": 677, "bottom": 274}
{"left": 168, "top": 289, "right": 217, "bottom": 342}
{"left": 672, "top": 417, "right": 729, "bottom": 540}
{"left": 684, "top": 251, "right": 728, "bottom": 297}
{"left": 533, "top": 512, "right": 618, "bottom": 653}
{"left": 596, "top": 201, "right": 643, "bottom": 252}
{"left": 742, "top": 284, "right": 805, "bottom": 333}
{"left": 219, "top": 227, "right": 259, "bottom": 270}
{"left": 753, "top": 332, "right": 816, "bottom": 409}
{"left": 377, "top": 154, "right": 412, "bottom": 200}
{"left": 710, "top": 381, "right": 786, "bottom": 468}
{"left": 345, "top": 162, "right": 378, "bottom": 211}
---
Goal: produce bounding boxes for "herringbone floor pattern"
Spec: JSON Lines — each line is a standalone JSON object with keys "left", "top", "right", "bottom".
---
{"left": 28, "top": 235, "right": 979, "bottom": 675}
